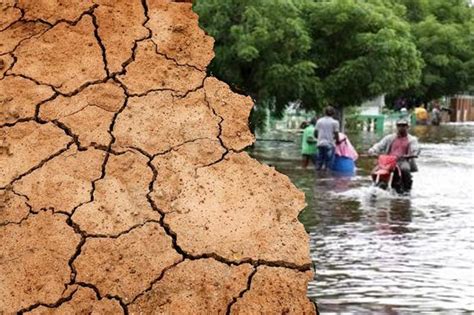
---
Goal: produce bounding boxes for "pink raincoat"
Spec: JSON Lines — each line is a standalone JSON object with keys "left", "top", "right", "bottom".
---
{"left": 335, "top": 133, "right": 358, "bottom": 161}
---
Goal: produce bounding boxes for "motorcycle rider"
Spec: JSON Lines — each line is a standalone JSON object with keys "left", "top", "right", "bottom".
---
{"left": 368, "top": 119, "right": 420, "bottom": 192}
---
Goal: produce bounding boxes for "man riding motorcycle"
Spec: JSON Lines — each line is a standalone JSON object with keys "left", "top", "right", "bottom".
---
{"left": 368, "top": 119, "right": 420, "bottom": 193}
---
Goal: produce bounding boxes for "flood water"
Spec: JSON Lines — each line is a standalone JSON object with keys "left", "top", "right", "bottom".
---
{"left": 250, "top": 123, "right": 474, "bottom": 314}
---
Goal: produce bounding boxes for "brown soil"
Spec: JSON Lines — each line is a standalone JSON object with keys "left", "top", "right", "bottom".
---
{"left": 0, "top": 0, "right": 315, "bottom": 313}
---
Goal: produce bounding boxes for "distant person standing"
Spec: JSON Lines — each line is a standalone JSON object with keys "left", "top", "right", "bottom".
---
{"left": 400, "top": 107, "right": 409, "bottom": 119}
{"left": 301, "top": 117, "right": 318, "bottom": 168}
{"left": 415, "top": 104, "right": 428, "bottom": 125}
{"left": 315, "top": 106, "right": 340, "bottom": 170}
{"left": 431, "top": 103, "right": 442, "bottom": 126}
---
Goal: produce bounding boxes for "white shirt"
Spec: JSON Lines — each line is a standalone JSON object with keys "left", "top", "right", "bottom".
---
{"left": 315, "top": 116, "right": 340, "bottom": 147}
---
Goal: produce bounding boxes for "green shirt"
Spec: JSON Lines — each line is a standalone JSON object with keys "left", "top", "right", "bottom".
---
{"left": 301, "top": 125, "right": 318, "bottom": 155}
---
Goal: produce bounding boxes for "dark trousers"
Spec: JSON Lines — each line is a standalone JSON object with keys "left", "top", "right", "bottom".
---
{"left": 317, "top": 145, "right": 334, "bottom": 170}
{"left": 302, "top": 154, "right": 317, "bottom": 168}
{"left": 398, "top": 161, "right": 413, "bottom": 192}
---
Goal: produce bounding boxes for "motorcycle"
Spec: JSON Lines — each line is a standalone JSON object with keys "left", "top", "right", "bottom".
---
{"left": 371, "top": 155, "right": 416, "bottom": 195}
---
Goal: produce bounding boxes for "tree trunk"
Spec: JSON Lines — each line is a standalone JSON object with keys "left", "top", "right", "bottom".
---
{"left": 338, "top": 105, "right": 345, "bottom": 133}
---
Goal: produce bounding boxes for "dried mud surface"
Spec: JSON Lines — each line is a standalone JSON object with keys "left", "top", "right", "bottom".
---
{"left": 0, "top": 0, "right": 315, "bottom": 313}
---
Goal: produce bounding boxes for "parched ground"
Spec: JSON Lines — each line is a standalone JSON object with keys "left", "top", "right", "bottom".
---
{"left": 0, "top": 0, "right": 316, "bottom": 314}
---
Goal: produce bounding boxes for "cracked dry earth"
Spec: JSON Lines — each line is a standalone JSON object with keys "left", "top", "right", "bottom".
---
{"left": 0, "top": 0, "right": 316, "bottom": 314}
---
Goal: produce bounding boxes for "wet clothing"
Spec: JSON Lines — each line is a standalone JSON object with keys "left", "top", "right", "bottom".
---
{"left": 398, "top": 160, "right": 413, "bottom": 192}
{"left": 335, "top": 133, "right": 358, "bottom": 161}
{"left": 368, "top": 133, "right": 420, "bottom": 172}
{"left": 431, "top": 108, "right": 442, "bottom": 126}
{"left": 315, "top": 116, "right": 339, "bottom": 170}
{"left": 390, "top": 136, "right": 413, "bottom": 191}
{"left": 301, "top": 125, "right": 317, "bottom": 155}
{"left": 315, "top": 116, "right": 340, "bottom": 147}
{"left": 369, "top": 133, "right": 419, "bottom": 192}
{"left": 317, "top": 145, "right": 334, "bottom": 170}
{"left": 389, "top": 136, "right": 410, "bottom": 158}
{"left": 415, "top": 107, "right": 428, "bottom": 124}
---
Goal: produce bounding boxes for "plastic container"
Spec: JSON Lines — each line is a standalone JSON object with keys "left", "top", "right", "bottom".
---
{"left": 331, "top": 155, "right": 356, "bottom": 174}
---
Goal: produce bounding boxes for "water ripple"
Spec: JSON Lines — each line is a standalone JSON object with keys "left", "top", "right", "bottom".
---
{"left": 252, "top": 123, "right": 474, "bottom": 314}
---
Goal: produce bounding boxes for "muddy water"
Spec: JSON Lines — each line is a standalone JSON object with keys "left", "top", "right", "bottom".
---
{"left": 250, "top": 123, "right": 474, "bottom": 314}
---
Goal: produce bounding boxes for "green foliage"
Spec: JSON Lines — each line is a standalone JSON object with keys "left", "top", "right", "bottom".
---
{"left": 343, "top": 106, "right": 362, "bottom": 131}
{"left": 194, "top": 0, "right": 321, "bottom": 115}
{"left": 396, "top": 0, "right": 430, "bottom": 22}
{"left": 194, "top": 0, "right": 474, "bottom": 126}
{"left": 249, "top": 99, "right": 272, "bottom": 135}
{"left": 393, "top": 0, "right": 474, "bottom": 101}
{"left": 303, "top": 0, "right": 423, "bottom": 107}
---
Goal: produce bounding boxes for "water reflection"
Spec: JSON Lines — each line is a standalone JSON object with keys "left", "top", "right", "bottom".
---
{"left": 250, "top": 123, "right": 474, "bottom": 314}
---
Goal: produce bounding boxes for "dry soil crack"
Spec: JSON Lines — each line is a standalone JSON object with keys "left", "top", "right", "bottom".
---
{"left": 84, "top": 219, "right": 162, "bottom": 239}
{"left": 2, "top": 140, "right": 74, "bottom": 190}
{"left": 0, "top": 5, "right": 24, "bottom": 32}
{"left": 126, "top": 259, "right": 185, "bottom": 306}
{"left": 22, "top": 4, "right": 98, "bottom": 28}
{"left": 16, "top": 286, "right": 79, "bottom": 314}
{"left": 109, "top": 0, "right": 152, "bottom": 78}
{"left": 1, "top": 2, "right": 314, "bottom": 312}
{"left": 225, "top": 267, "right": 258, "bottom": 315}
{"left": 152, "top": 41, "right": 203, "bottom": 72}
{"left": 90, "top": 10, "right": 110, "bottom": 77}
{"left": 0, "top": 21, "right": 50, "bottom": 56}
{"left": 67, "top": 84, "right": 129, "bottom": 221}
{"left": 0, "top": 117, "right": 34, "bottom": 129}
{"left": 146, "top": 160, "right": 311, "bottom": 272}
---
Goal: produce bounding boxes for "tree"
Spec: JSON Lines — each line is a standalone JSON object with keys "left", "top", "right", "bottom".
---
{"left": 194, "top": 0, "right": 322, "bottom": 118}
{"left": 396, "top": 0, "right": 430, "bottom": 23}
{"left": 303, "top": 0, "right": 423, "bottom": 108}
{"left": 394, "top": 0, "right": 474, "bottom": 102}
{"left": 195, "top": 0, "right": 423, "bottom": 114}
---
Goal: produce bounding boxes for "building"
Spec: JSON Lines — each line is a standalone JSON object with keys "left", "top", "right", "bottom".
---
{"left": 448, "top": 95, "right": 474, "bottom": 122}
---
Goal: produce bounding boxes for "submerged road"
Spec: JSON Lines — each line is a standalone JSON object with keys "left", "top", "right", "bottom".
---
{"left": 251, "top": 123, "right": 474, "bottom": 314}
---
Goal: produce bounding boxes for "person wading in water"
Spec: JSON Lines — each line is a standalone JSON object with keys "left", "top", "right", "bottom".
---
{"left": 301, "top": 117, "right": 318, "bottom": 169}
{"left": 369, "top": 118, "right": 420, "bottom": 192}
{"left": 314, "top": 106, "right": 340, "bottom": 171}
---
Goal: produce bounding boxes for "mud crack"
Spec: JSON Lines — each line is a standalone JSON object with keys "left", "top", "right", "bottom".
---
{"left": 1, "top": 139, "right": 74, "bottom": 190}
{"left": 1, "top": 1, "right": 314, "bottom": 313}
{"left": 226, "top": 267, "right": 258, "bottom": 315}
{"left": 126, "top": 259, "right": 185, "bottom": 306}
{"left": 109, "top": 0, "right": 152, "bottom": 78}
{"left": 90, "top": 10, "right": 110, "bottom": 77}
{"left": 63, "top": 92, "right": 130, "bottom": 287}
{"left": 16, "top": 287, "right": 79, "bottom": 314}
{"left": 0, "top": 4, "right": 24, "bottom": 32}
{"left": 152, "top": 41, "right": 203, "bottom": 72}
{"left": 145, "top": 160, "right": 311, "bottom": 272}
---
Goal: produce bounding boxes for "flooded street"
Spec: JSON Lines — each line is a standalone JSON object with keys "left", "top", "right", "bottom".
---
{"left": 250, "top": 123, "right": 474, "bottom": 314}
